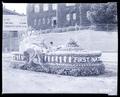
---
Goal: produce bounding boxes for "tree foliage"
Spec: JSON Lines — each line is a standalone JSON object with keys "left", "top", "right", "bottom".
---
{"left": 87, "top": 3, "right": 117, "bottom": 24}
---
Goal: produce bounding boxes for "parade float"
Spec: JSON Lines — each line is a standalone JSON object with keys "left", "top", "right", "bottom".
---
{"left": 11, "top": 39, "right": 105, "bottom": 76}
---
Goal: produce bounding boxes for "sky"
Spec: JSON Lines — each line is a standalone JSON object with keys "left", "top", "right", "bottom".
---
{"left": 3, "top": 3, "right": 27, "bottom": 14}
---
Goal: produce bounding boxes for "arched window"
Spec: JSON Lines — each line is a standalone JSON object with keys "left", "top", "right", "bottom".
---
{"left": 73, "top": 13, "right": 76, "bottom": 20}
{"left": 34, "top": 19, "right": 36, "bottom": 25}
{"left": 52, "top": 17, "right": 57, "bottom": 27}
{"left": 38, "top": 19, "right": 41, "bottom": 25}
{"left": 66, "top": 14, "right": 70, "bottom": 21}
{"left": 42, "top": 18, "right": 45, "bottom": 24}
{"left": 47, "top": 18, "right": 50, "bottom": 24}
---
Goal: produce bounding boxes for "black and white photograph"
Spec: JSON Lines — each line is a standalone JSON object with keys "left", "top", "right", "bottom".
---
{"left": 2, "top": 2, "right": 118, "bottom": 95}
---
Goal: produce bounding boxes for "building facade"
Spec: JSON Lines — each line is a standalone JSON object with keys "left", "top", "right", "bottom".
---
{"left": 27, "top": 3, "right": 91, "bottom": 30}
{"left": 3, "top": 7, "right": 27, "bottom": 52}
{"left": 27, "top": 4, "right": 57, "bottom": 30}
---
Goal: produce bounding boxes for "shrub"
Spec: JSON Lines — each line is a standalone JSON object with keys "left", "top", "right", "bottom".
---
{"left": 20, "top": 61, "right": 105, "bottom": 76}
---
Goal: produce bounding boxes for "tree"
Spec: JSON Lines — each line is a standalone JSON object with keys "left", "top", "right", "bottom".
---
{"left": 87, "top": 3, "right": 117, "bottom": 25}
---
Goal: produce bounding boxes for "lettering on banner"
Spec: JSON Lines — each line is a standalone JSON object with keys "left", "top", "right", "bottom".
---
{"left": 13, "top": 53, "right": 101, "bottom": 64}
{"left": 73, "top": 56, "right": 100, "bottom": 63}
{"left": 90, "top": 57, "right": 100, "bottom": 63}
{"left": 13, "top": 54, "right": 24, "bottom": 61}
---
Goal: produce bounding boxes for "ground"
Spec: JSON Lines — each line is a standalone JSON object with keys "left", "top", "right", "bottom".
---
{"left": 2, "top": 52, "right": 117, "bottom": 95}
{"left": 2, "top": 30, "right": 118, "bottom": 95}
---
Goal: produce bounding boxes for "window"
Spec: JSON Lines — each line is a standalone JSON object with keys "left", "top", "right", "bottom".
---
{"left": 53, "top": 20, "right": 56, "bottom": 26}
{"left": 47, "top": 18, "right": 50, "bottom": 24}
{"left": 38, "top": 19, "right": 41, "bottom": 25}
{"left": 34, "top": 4, "right": 39, "bottom": 13}
{"left": 34, "top": 19, "right": 36, "bottom": 25}
{"left": 52, "top": 4, "right": 57, "bottom": 10}
{"left": 66, "top": 14, "right": 70, "bottom": 21}
{"left": 12, "top": 31, "right": 18, "bottom": 37}
{"left": 73, "top": 13, "right": 76, "bottom": 20}
{"left": 66, "top": 3, "right": 75, "bottom": 6}
{"left": 43, "top": 18, "right": 45, "bottom": 24}
{"left": 52, "top": 17, "right": 57, "bottom": 27}
{"left": 43, "top": 4, "right": 49, "bottom": 11}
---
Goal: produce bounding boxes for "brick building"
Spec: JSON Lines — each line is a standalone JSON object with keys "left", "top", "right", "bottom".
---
{"left": 27, "top": 4, "right": 57, "bottom": 30}
{"left": 27, "top": 3, "right": 91, "bottom": 30}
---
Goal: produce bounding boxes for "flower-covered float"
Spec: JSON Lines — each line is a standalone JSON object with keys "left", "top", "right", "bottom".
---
{"left": 11, "top": 39, "right": 105, "bottom": 76}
